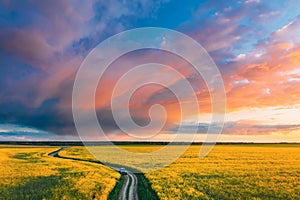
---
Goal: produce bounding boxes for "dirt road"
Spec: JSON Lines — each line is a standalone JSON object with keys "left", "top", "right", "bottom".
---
{"left": 111, "top": 166, "right": 138, "bottom": 200}
{"left": 48, "top": 148, "right": 139, "bottom": 200}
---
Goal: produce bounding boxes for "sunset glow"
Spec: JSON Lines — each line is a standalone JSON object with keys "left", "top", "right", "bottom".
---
{"left": 1, "top": 0, "right": 300, "bottom": 142}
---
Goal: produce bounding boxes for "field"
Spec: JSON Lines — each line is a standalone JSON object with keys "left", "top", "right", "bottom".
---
{"left": 1, "top": 144, "right": 300, "bottom": 199}
{"left": 62, "top": 144, "right": 300, "bottom": 200}
{"left": 0, "top": 146, "right": 120, "bottom": 200}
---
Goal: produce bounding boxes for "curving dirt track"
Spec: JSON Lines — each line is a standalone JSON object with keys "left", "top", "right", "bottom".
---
{"left": 114, "top": 167, "right": 138, "bottom": 200}
{"left": 48, "top": 148, "right": 139, "bottom": 200}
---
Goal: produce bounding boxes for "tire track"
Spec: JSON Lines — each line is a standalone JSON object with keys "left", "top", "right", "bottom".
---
{"left": 48, "top": 148, "right": 139, "bottom": 200}
{"left": 119, "top": 173, "right": 129, "bottom": 200}
{"left": 127, "top": 172, "right": 138, "bottom": 200}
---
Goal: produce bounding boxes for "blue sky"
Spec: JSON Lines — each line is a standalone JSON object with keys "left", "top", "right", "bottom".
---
{"left": 1, "top": 0, "right": 300, "bottom": 141}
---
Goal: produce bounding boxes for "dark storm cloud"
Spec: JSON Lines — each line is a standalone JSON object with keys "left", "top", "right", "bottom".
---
{"left": 0, "top": 0, "right": 170, "bottom": 137}
{"left": 1, "top": 0, "right": 300, "bottom": 140}
{"left": 96, "top": 108, "right": 152, "bottom": 132}
{"left": 0, "top": 99, "right": 75, "bottom": 135}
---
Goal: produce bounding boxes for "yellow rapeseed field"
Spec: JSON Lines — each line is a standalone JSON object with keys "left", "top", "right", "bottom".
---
{"left": 62, "top": 144, "right": 300, "bottom": 199}
{"left": 0, "top": 146, "right": 120, "bottom": 200}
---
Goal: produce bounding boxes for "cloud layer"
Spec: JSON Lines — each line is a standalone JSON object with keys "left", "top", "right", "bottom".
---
{"left": 1, "top": 0, "right": 300, "bottom": 141}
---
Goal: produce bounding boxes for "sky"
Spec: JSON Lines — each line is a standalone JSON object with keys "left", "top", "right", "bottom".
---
{"left": 0, "top": 0, "right": 300, "bottom": 142}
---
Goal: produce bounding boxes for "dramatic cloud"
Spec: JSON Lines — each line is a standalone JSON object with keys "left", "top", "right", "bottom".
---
{"left": 224, "top": 15, "right": 300, "bottom": 111}
{"left": 0, "top": 0, "right": 171, "bottom": 136}
{"left": 0, "top": 0, "right": 300, "bottom": 141}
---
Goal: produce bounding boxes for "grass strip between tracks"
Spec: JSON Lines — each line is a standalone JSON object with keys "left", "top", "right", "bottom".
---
{"left": 107, "top": 175, "right": 125, "bottom": 200}
{"left": 136, "top": 173, "right": 159, "bottom": 200}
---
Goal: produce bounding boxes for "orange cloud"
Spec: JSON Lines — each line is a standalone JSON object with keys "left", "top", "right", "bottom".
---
{"left": 224, "top": 26, "right": 300, "bottom": 112}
